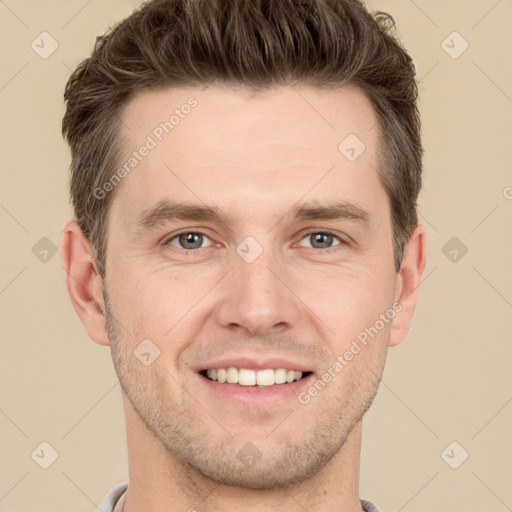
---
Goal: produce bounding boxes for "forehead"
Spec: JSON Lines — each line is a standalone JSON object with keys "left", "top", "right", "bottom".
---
{"left": 119, "top": 83, "right": 378, "bottom": 158}
{"left": 112, "top": 84, "right": 383, "bottom": 223}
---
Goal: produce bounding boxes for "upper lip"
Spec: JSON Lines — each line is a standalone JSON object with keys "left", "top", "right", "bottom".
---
{"left": 196, "top": 355, "right": 313, "bottom": 373}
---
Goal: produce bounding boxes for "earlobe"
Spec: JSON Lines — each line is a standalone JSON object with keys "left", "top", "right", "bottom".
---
{"left": 60, "top": 220, "right": 110, "bottom": 346}
{"left": 388, "top": 224, "right": 426, "bottom": 347}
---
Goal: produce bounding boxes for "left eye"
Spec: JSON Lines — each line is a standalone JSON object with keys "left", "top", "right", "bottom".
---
{"left": 298, "top": 231, "right": 343, "bottom": 250}
{"left": 166, "top": 232, "right": 214, "bottom": 250}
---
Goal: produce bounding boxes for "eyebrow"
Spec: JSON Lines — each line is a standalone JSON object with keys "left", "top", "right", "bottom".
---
{"left": 134, "top": 199, "right": 370, "bottom": 234}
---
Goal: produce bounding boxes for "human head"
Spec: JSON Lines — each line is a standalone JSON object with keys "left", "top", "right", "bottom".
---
{"left": 60, "top": 0, "right": 426, "bottom": 498}
{"left": 62, "top": 0, "right": 422, "bottom": 279}
{"left": 62, "top": 83, "right": 426, "bottom": 492}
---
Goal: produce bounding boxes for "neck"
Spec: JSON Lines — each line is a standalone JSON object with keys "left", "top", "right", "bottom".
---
{"left": 122, "top": 394, "right": 365, "bottom": 512}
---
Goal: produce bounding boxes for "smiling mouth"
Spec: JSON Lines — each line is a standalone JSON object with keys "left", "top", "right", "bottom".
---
{"left": 199, "top": 368, "right": 313, "bottom": 387}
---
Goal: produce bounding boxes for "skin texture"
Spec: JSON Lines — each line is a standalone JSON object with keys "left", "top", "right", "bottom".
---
{"left": 61, "top": 85, "right": 426, "bottom": 512}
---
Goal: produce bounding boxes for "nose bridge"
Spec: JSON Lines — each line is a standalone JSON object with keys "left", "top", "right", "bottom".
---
{"left": 215, "top": 237, "right": 300, "bottom": 335}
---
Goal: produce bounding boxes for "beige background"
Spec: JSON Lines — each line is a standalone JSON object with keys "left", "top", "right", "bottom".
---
{"left": 1, "top": 1, "right": 511, "bottom": 511}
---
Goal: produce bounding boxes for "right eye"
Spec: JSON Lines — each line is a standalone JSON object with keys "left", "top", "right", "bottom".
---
{"left": 165, "top": 231, "right": 215, "bottom": 251}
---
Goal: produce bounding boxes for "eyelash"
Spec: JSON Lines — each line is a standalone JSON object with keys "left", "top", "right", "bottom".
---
{"left": 299, "top": 229, "right": 346, "bottom": 252}
{"left": 163, "top": 229, "right": 346, "bottom": 253}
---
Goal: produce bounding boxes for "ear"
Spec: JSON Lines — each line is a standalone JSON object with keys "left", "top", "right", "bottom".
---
{"left": 60, "top": 220, "right": 110, "bottom": 346}
{"left": 388, "top": 224, "right": 426, "bottom": 347}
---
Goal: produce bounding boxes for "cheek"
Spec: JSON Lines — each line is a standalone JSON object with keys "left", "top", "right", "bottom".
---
{"left": 110, "top": 266, "right": 213, "bottom": 349}
{"left": 297, "top": 265, "right": 395, "bottom": 343}
{"left": 105, "top": 263, "right": 165, "bottom": 344}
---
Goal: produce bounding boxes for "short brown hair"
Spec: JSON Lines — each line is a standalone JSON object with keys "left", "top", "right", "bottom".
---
{"left": 62, "top": 0, "right": 422, "bottom": 277}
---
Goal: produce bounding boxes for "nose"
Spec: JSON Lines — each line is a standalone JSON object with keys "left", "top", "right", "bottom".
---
{"left": 214, "top": 247, "right": 301, "bottom": 336}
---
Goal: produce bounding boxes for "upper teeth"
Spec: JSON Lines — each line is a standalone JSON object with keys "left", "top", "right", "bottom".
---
{"left": 206, "top": 368, "right": 303, "bottom": 386}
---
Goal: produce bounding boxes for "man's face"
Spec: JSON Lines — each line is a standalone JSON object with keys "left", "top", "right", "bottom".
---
{"left": 104, "top": 85, "right": 399, "bottom": 488}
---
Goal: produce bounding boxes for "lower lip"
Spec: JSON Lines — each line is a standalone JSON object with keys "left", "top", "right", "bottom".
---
{"left": 197, "top": 372, "right": 314, "bottom": 407}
